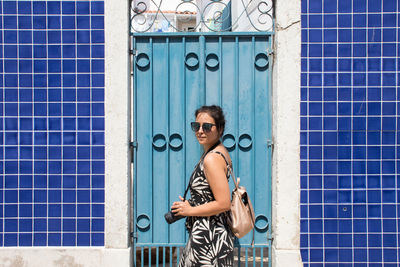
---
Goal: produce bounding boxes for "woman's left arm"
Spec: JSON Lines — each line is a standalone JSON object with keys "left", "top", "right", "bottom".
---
{"left": 171, "top": 153, "right": 231, "bottom": 217}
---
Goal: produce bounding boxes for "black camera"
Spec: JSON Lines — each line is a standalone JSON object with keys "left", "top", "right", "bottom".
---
{"left": 164, "top": 210, "right": 184, "bottom": 224}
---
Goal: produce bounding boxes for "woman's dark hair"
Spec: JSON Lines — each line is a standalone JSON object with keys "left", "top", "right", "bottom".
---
{"left": 195, "top": 105, "right": 226, "bottom": 136}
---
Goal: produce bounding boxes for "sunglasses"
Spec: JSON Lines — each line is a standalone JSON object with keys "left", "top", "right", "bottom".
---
{"left": 191, "top": 122, "right": 216, "bottom": 133}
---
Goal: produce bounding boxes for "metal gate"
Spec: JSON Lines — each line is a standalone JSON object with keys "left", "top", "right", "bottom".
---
{"left": 131, "top": 32, "right": 272, "bottom": 266}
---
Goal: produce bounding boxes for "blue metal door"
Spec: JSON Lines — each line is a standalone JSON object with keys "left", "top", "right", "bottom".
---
{"left": 132, "top": 32, "right": 272, "bottom": 266}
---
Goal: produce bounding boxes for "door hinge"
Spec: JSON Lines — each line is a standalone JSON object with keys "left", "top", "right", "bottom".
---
{"left": 266, "top": 48, "right": 274, "bottom": 56}
{"left": 267, "top": 139, "right": 274, "bottom": 149}
{"left": 130, "top": 141, "right": 138, "bottom": 163}
{"left": 130, "top": 232, "right": 138, "bottom": 241}
{"left": 130, "top": 140, "right": 138, "bottom": 149}
{"left": 267, "top": 232, "right": 274, "bottom": 242}
{"left": 130, "top": 49, "right": 137, "bottom": 56}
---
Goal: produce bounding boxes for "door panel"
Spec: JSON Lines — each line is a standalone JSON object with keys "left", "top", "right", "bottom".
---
{"left": 133, "top": 33, "right": 272, "bottom": 264}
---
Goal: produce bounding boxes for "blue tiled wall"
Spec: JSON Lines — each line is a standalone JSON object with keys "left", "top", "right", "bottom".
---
{"left": 301, "top": 0, "right": 399, "bottom": 265}
{"left": 0, "top": 0, "right": 105, "bottom": 246}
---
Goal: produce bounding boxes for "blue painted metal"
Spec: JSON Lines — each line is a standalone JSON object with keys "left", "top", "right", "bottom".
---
{"left": 132, "top": 33, "right": 272, "bottom": 266}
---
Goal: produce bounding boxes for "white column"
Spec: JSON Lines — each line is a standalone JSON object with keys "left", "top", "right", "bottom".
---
{"left": 272, "top": 0, "right": 302, "bottom": 266}
{"left": 104, "top": 0, "right": 132, "bottom": 263}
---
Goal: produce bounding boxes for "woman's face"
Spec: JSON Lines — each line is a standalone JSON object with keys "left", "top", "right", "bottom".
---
{"left": 194, "top": 112, "right": 221, "bottom": 147}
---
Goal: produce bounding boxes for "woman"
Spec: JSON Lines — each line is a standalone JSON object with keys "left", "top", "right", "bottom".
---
{"left": 171, "top": 105, "right": 234, "bottom": 266}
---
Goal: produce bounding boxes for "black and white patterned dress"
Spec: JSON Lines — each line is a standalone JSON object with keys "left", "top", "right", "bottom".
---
{"left": 179, "top": 151, "right": 235, "bottom": 267}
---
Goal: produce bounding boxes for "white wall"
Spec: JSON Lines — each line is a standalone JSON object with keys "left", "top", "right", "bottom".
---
{"left": 272, "top": 0, "right": 302, "bottom": 266}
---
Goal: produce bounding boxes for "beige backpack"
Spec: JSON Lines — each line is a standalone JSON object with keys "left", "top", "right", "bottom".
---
{"left": 228, "top": 170, "right": 255, "bottom": 243}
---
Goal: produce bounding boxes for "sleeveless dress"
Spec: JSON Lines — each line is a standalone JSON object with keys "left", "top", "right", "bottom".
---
{"left": 179, "top": 151, "right": 235, "bottom": 267}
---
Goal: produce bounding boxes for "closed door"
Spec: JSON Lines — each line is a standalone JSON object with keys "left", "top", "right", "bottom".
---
{"left": 132, "top": 33, "right": 272, "bottom": 262}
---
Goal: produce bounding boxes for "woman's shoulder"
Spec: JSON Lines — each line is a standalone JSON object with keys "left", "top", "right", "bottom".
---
{"left": 204, "top": 145, "right": 231, "bottom": 167}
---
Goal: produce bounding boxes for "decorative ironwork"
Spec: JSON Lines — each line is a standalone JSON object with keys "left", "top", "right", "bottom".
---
{"left": 130, "top": 0, "right": 273, "bottom": 33}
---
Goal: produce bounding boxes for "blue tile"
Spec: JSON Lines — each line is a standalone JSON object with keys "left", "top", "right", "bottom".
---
{"left": 91, "top": 233, "right": 104, "bottom": 246}
{"left": 309, "top": 205, "right": 323, "bottom": 218}
{"left": 63, "top": 204, "right": 76, "bottom": 217}
{"left": 324, "top": 190, "right": 337, "bottom": 203}
{"left": 48, "top": 31, "right": 61, "bottom": 43}
{"left": 383, "top": 234, "right": 396, "bottom": 247}
{"left": 77, "top": 132, "right": 90, "bottom": 145}
{"left": 62, "top": 31, "right": 76, "bottom": 43}
{"left": 63, "top": 233, "right": 76, "bottom": 246}
{"left": 19, "top": 31, "right": 32, "bottom": 44}
{"left": 33, "top": 2, "right": 46, "bottom": 14}
{"left": 77, "top": 175, "right": 90, "bottom": 188}
{"left": 91, "top": 218, "right": 104, "bottom": 231}
{"left": 383, "top": 0, "right": 396, "bottom": 11}
{"left": 33, "top": 16, "right": 46, "bottom": 30}
{"left": 48, "top": 190, "right": 61, "bottom": 202}
{"left": 92, "top": 45, "right": 104, "bottom": 58}
{"left": 47, "top": 1, "right": 61, "bottom": 14}
{"left": 48, "top": 204, "right": 61, "bottom": 217}
{"left": 34, "top": 204, "right": 47, "bottom": 217}
{"left": 77, "top": 219, "right": 90, "bottom": 232}
{"left": 91, "top": 30, "right": 104, "bottom": 43}
{"left": 3, "top": 1, "right": 17, "bottom": 14}
{"left": 91, "top": 2, "right": 104, "bottom": 15}
{"left": 4, "top": 233, "right": 18, "bottom": 246}
{"left": 63, "top": 219, "right": 76, "bottom": 232}
{"left": 77, "top": 204, "right": 90, "bottom": 217}
{"left": 33, "top": 31, "right": 46, "bottom": 44}
{"left": 354, "top": 249, "right": 367, "bottom": 261}
{"left": 300, "top": 249, "right": 309, "bottom": 262}
{"left": 62, "top": 2, "right": 76, "bottom": 14}
{"left": 48, "top": 45, "right": 61, "bottom": 58}
{"left": 369, "top": 248, "right": 382, "bottom": 262}
{"left": 48, "top": 233, "right": 61, "bottom": 246}
{"left": 77, "top": 45, "right": 90, "bottom": 58}
{"left": 92, "top": 176, "right": 104, "bottom": 189}
{"left": 63, "top": 89, "right": 76, "bottom": 101}
{"left": 5, "top": 218, "right": 18, "bottom": 232}
{"left": 338, "top": 248, "right": 352, "bottom": 262}
{"left": 77, "top": 2, "right": 90, "bottom": 14}
{"left": 63, "top": 161, "right": 76, "bottom": 174}
{"left": 383, "top": 249, "right": 397, "bottom": 263}
{"left": 368, "top": 204, "right": 381, "bottom": 217}
{"left": 92, "top": 132, "right": 104, "bottom": 145}
{"left": 310, "top": 234, "right": 323, "bottom": 247}
{"left": 4, "top": 16, "right": 17, "bottom": 30}
{"left": 48, "top": 218, "right": 61, "bottom": 231}
{"left": 48, "top": 175, "right": 61, "bottom": 188}
{"left": 91, "top": 16, "right": 104, "bottom": 29}
{"left": 63, "top": 103, "right": 76, "bottom": 116}
{"left": 34, "top": 233, "right": 47, "bottom": 246}
{"left": 92, "top": 204, "right": 104, "bottom": 217}
{"left": 34, "top": 190, "right": 47, "bottom": 203}
{"left": 368, "top": 14, "right": 381, "bottom": 27}
{"left": 19, "top": 219, "right": 32, "bottom": 232}
{"left": 63, "top": 190, "right": 76, "bottom": 203}
{"left": 77, "top": 16, "right": 90, "bottom": 29}
{"left": 62, "top": 16, "right": 75, "bottom": 29}
{"left": 77, "top": 161, "right": 90, "bottom": 174}
{"left": 310, "top": 248, "right": 323, "bottom": 262}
